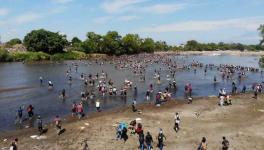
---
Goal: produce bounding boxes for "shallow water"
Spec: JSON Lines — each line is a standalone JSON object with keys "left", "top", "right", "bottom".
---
{"left": 0, "top": 55, "right": 263, "bottom": 131}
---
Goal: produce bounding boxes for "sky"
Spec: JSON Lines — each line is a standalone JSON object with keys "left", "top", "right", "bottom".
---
{"left": 0, "top": 0, "right": 264, "bottom": 45}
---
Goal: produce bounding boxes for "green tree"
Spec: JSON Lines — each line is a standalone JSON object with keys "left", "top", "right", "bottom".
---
{"left": 122, "top": 34, "right": 141, "bottom": 54}
{"left": 6, "top": 38, "right": 22, "bottom": 47}
{"left": 23, "top": 29, "right": 68, "bottom": 54}
{"left": 71, "top": 37, "right": 81, "bottom": 45}
{"left": 101, "top": 31, "right": 122, "bottom": 55}
{"left": 82, "top": 32, "right": 102, "bottom": 53}
{"left": 140, "top": 38, "right": 155, "bottom": 53}
{"left": 258, "top": 24, "right": 264, "bottom": 45}
{"left": 0, "top": 48, "right": 12, "bottom": 62}
{"left": 155, "top": 41, "right": 169, "bottom": 51}
{"left": 70, "top": 37, "right": 82, "bottom": 51}
{"left": 185, "top": 40, "right": 201, "bottom": 51}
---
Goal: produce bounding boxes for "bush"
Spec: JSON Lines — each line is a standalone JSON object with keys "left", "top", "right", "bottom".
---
{"left": 0, "top": 48, "right": 12, "bottom": 62}
{"left": 10, "top": 51, "right": 50, "bottom": 62}
{"left": 50, "top": 51, "right": 87, "bottom": 61}
{"left": 6, "top": 38, "right": 22, "bottom": 47}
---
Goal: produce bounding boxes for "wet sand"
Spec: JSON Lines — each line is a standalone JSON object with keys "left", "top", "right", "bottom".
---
{"left": 0, "top": 93, "right": 264, "bottom": 150}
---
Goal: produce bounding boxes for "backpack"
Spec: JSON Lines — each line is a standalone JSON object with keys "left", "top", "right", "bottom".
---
{"left": 197, "top": 143, "right": 202, "bottom": 150}
{"left": 139, "top": 134, "right": 144, "bottom": 143}
{"left": 158, "top": 134, "right": 163, "bottom": 142}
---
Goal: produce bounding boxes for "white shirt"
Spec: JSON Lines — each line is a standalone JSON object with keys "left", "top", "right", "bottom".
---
{"left": 96, "top": 101, "right": 100, "bottom": 107}
{"left": 175, "top": 114, "right": 180, "bottom": 123}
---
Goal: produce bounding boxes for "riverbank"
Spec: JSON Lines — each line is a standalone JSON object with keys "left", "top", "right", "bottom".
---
{"left": 156, "top": 50, "right": 264, "bottom": 56}
{"left": 1, "top": 93, "right": 264, "bottom": 150}
{"left": 0, "top": 49, "right": 107, "bottom": 62}
{"left": 1, "top": 49, "right": 264, "bottom": 63}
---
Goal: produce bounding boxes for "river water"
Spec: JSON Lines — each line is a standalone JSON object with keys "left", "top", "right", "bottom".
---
{"left": 0, "top": 55, "right": 263, "bottom": 131}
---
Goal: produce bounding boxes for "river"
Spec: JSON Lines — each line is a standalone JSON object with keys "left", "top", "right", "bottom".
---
{"left": 0, "top": 54, "right": 263, "bottom": 131}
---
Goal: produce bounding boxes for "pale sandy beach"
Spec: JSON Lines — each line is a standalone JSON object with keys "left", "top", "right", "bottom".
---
{"left": 1, "top": 93, "right": 264, "bottom": 150}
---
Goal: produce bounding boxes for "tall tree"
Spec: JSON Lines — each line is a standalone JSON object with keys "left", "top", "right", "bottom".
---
{"left": 185, "top": 40, "right": 201, "bottom": 51}
{"left": 71, "top": 37, "right": 81, "bottom": 45}
{"left": 140, "top": 38, "right": 155, "bottom": 53}
{"left": 102, "top": 31, "right": 122, "bottom": 55}
{"left": 258, "top": 24, "right": 264, "bottom": 45}
{"left": 82, "top": 32, "right": 102, "bottom": 53}
{"left": 23, "top": 29, "right": 68, "bottom": 54}
{"left": 122, "top": 34, "right": 141, "bottom": 54}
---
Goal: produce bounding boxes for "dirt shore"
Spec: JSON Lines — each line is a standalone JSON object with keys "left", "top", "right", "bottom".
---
{"left": 155, "top": 50, "right": 264, "bottom": 56}
{"left": 0, "top": 93, "right": 264, "bottom": 150}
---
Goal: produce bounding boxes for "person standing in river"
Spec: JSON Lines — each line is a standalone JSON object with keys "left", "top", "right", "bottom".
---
{"left": 16, "top": 107, "right": 23, "bottom": 125}
{"left": 27, "top": 104, "right": 34, "bottom": 118}
{"left": 39, "top": 76, "right": 43, "bottom": 85}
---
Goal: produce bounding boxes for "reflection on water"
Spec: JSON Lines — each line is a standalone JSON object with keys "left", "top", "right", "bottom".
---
{"left": 0, "top": 55, "right": 262, "bottom": 131}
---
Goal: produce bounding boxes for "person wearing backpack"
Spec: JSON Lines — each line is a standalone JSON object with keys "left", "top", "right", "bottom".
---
{"left": 198, "top": 137, "right": 207, "bottom": 150}
{"left": 157, "top": 129, "right": 166, "bottom": 150}
{"left": 138, "top": 132, "right": 145, "bottom": 150}
{"left": 9, "top": 138, "right": 18, "bottom": 150}
{"left": 145, "top": 132, "right": 153, "bottom": 150}
{"left": 222, "top": 136, "right": 229, "bottom": 150}
{"left": 121, "top": 127, "right": 128, "bottom": 142}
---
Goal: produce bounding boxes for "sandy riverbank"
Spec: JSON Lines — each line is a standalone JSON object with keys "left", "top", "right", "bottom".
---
{"left": 155, "top": 50, "right": 264, "bottom": 56}
{"left": 0, "top": 93, "right": 264, "bottom": 150}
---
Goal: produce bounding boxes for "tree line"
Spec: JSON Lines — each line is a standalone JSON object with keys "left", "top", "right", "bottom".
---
{"left": 3, "top": 25, "right": 264, "bottom": 55}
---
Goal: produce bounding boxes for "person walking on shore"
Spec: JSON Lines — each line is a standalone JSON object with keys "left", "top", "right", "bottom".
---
{"left": 157, "top": 129, "right": 166, "bottom": 150}
{"left": 96, "top": 99, "right": 101, "bottom": 112}
{"left": 77, "top": 103, "right": 84, "bottom": 119}
{"left": 37, "top": 116, "right": 43, "bottom": 135}
{"left": 9, "top": 138, "right": 18, "bottom": 150}
{"left": 198, "top": 137, "right": 207, "bottom": 150}
{"left": 139, "top": 132, "right": 145, "bottom": 150}
{"left": 54, "top": 115, "right": 62, "bottom": 135}
{"left": 174, "top": 112, "right": 180, "bottom": 132}
{"left": 222, "top": 136, "right": 229, "bottom": 150}
{"left": 145, "top": 132, "right": 153, "bottom": 150}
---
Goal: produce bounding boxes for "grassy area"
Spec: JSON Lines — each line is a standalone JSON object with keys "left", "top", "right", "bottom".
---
{"left": 0, "top": 48, "right": 90, "bottom": 62}
{"left": 50, "top": 51, "right": 88, "bottom": 61}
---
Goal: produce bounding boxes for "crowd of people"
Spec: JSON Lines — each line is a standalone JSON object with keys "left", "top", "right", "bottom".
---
{"left": 10, "top": 53, "right": 264, "bottom": 149}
